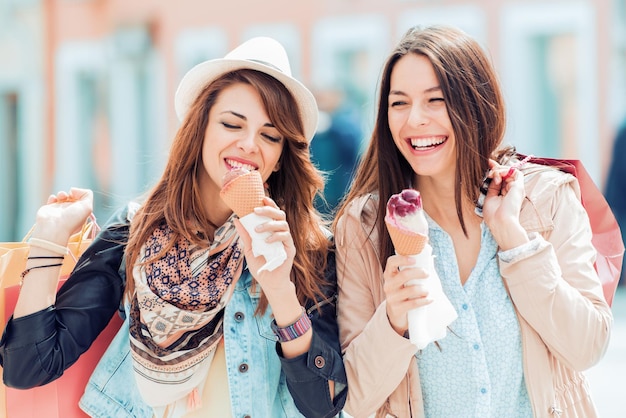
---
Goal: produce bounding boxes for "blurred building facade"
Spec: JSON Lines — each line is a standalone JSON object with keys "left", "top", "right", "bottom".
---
{"left": 0, "top": 0, "right": 625, "bottom": 240}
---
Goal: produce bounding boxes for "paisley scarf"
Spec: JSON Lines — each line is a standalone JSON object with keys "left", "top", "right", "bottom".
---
{"left": 128, "top": 216, "right": 243, "bottom": 412}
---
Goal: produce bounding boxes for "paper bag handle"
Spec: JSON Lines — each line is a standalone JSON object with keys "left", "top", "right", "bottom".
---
{"left": 68, "top": 213, "right": 100, "bottom": 263}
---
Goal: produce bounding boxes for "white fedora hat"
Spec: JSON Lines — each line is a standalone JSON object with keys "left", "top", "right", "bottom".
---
{"left": 175, "top": 37, "right": 318, "bottom": 142}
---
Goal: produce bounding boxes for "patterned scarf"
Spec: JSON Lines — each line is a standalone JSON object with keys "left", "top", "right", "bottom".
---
{"left": 129, "top": 215, "right": 243, "bottom": 411}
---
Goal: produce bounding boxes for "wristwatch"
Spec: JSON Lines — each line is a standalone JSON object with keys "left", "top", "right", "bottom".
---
{"left": 270, "top": 308, "right": 312, "bottom": 343}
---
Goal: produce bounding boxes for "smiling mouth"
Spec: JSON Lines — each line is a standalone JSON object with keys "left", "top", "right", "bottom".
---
{"left": 225, "top": 159, "right": 257, "bottom": 171}
{"left": 409, "top": 136, "right": 447, "bottom": 150}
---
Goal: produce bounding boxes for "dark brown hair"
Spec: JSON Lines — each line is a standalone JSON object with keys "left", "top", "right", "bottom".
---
{"left": 334, "top": 25, "right": 507, "bottom": 265}
{"left": 125, "top": 69, "right": 329, "bottom": 312}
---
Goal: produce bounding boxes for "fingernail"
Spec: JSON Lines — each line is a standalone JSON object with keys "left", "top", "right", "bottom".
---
{"left": 502, "top": 167, "right": 515, "bottom": 180}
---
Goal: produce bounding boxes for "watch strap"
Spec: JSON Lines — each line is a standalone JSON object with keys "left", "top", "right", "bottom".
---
{"left": 271, "top": 308, "right": 312, "bottom": 343}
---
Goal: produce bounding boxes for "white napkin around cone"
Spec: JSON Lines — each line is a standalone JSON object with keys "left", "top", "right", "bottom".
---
{"left": 239, "top": 212, "right": 287, "bottom": 272}
{"left": 401, "top": 244, "right": 457, "bottom": 349}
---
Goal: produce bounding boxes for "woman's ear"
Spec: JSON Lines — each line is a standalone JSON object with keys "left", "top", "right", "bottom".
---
{"left": 273, "top": 160, "right": 281, "bottom": 172}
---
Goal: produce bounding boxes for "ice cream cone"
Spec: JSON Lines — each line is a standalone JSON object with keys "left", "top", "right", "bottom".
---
{"left": 384, "top": 189, "right": 458, "bottom": 349}
{"left": 220, "top": 170, "right": 265, "bottom": 217}
{"left": 385, "top": 189, "right": 429, "bottom": 255}
{"left": 385, "top": 222, "right": 428, "bottom": 255}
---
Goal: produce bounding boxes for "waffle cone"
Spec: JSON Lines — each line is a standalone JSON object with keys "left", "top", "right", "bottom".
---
{"left": 220, "top": 170, "right": 265, "bottom": 217}
{"left": 385, "top": 222, "right": 428, "bottom": 255}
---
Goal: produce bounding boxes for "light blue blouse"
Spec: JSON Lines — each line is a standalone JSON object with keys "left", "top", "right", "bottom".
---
{"left": 416, "top": 216, "right": 533, "bottom": 418}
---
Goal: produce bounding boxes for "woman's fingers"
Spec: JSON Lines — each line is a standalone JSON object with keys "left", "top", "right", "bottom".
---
{"left": 47, "top": 188, "right": 93, "bottom": 206}
{"left": 252, "top": 202, "right": 293, "bottom": 248}
{"left": 69, "top": 187, "right": 93, "bottom": 203}
{"left": 484, "top": 160, "right": 524, "bottom": 200}
{"left": 34, "top": 188, "right": 95, "bottom": 240}
{"left": 383, "top": 256, "right": 433, "bottom": 331}
{"left": 384, "top": 267, "right": 430, "bottom": 299}
{"left": 254, "top": 199, "right": 285, "bottom": 219}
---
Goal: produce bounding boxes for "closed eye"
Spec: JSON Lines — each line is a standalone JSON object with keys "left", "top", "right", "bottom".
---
{"left": 221, "top": 122, "right": 240, "bottom": 129}
{"left": 390, "top": 100, "right": 408, "bottom": 107}
{"left": 262, "top": 133, "right": 283, "bottom": 143}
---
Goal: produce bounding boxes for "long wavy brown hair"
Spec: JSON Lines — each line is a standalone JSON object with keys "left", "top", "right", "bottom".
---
{"left": 125, "top": 69, "right": 329, "bottom": 313}
{"left": 334, "top": 25, "right": 509, "bottom": 267}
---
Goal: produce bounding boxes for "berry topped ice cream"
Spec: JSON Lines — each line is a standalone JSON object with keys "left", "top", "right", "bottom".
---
{"left": 384, "top": 189, "right": 458, "bottom": 349}
{"left": 385, "top": 189, "right": 428, "bottom": 254}
{"left": 385, "top": 189, "right": 428, "bottom": 236}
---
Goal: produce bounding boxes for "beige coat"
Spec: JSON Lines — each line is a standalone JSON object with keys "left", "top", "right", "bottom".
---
{"left": 335, "top": 165, "right": 613, "bottom": 418}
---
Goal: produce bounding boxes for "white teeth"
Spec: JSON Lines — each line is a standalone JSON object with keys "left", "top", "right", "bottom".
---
{"left": 226, "top": 159, "right": 256, "bottom": 171}
{"left": 410, "top": 137, "right": 446, "bottom": 148}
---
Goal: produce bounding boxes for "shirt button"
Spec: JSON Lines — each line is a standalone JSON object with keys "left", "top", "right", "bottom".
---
{"left": 462, "top": 303, "right": 468, "bottom": 310}
{"left": 234, "top": 311, "right": 245, "bottom": 322}
{"left": 473, "top": 344, "right": 480, "bottom": 350}
{"left": 238, "top": 363, "right": 249, "bottom": 373}
{"left": 480, "top": 388, "right": 487, "bottom": 394}
{"left": 314, "top": 355, "right": 326, "bottom": 369}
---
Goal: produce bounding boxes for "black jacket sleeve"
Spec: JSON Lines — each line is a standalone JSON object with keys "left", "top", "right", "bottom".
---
{"left": 0, "top": 207, "right": 131, "bottom": 389}
{"left": 277, "top": 245, "right": 348, "bottom": 418}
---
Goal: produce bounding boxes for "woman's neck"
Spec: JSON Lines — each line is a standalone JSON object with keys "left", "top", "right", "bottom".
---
{"left": 198, "top": 172, "right": 235, "bottom": 227}
{"left": 206, "top": 200, "right": 233, "bottom": 228}
{"left": 415, "top": 174, "right": 476, "bottom": 232}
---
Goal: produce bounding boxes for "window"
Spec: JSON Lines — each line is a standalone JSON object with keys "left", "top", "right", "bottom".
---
{"left": 0, "top": 92, "right": 19, "bottom": 240}
{"left": 528, "top": 33, "right": 578, "bottom": 157}
{"left": 612, "top": 0, "right": 626, "bottom": 125}
{"left": 75, "top": 73, "right": 114, "bottom": 220}
{"left": 501, "top": 2, "right": 600, "bottom": 181}
{"left": 312, "top": 14, "right": 389, "bottom": 138}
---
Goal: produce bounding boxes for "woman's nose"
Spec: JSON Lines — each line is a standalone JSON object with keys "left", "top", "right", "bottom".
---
{"left": 408, "top": 104, "right": 429, "bottom": 127}
{"left": 237, "top": 132, "right": 259, "bottom": 153}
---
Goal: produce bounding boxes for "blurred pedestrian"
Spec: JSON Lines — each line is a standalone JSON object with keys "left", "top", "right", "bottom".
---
{"left": 311, "top": 88, "right": 362, "bottom": 215}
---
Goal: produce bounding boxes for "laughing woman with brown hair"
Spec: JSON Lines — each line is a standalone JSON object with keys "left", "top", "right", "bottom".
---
{"left": 334, "top": 25, "right": 611, "bottom": 418}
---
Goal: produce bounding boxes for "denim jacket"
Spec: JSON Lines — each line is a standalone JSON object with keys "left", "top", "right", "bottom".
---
{"left": 1, "top": 204, "right": 347, "bottom": 418}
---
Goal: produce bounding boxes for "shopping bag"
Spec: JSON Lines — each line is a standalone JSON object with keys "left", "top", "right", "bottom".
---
{"left": 0, "top": 216, "right": 99, "bottom": 326}
{"left": 4, "top": 280, "right": 122, "bottom": 418}
{"left": 3, "top": 280, "right": 123, "bottom": 418}
{"left": 0, "top": 216, "right": 110, "bottom": 417}
{"left": 519, "top": 154, "right": 625, "bottom": 306}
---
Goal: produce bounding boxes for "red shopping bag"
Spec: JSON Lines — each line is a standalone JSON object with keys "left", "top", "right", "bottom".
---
{"left": 0, "top": 216, "right": 123, "bottom": 417}
{"left": 0, "top": 217, "right": 99, "bottom": 325}
{"left": 3, "top": 280, "right": 123, "bottom": 418}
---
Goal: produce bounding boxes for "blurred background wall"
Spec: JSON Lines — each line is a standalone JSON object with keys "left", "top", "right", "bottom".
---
{"left": 0, "top": 0, "right": 625, "bottom": 239}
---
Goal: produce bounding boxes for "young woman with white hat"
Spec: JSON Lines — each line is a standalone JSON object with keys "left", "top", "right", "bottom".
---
{"left": 0, "top": 37, "right": 347, "bottom": 418}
